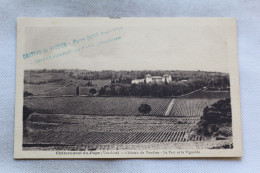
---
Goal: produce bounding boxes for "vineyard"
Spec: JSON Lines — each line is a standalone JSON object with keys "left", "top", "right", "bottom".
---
{"left": 24, "top": 97, "right": 172, "bottom": 116}
{"left": 24, "top": 114, "right": 204, "bottom": 149}
{"left": 24, "top": 91, "right": 230, "bottom": 117}
{"left": 23, "top": 89, "right": 232, "bottom": 150}
{"left": 169, "top": 99, "right": 220, "bottom": 116}
{"left": 25, "top": 131, "right": 204, "bottom": 146}
{"left": 167, "top": 90, "right": 230, "bottom": 117}
{"left": 183, "top": 90, "right": 230, "bottom": 99}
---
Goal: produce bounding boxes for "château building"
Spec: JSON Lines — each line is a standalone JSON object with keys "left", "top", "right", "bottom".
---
{"left": 131, "top": 74, "right": 172, "bottom": 84}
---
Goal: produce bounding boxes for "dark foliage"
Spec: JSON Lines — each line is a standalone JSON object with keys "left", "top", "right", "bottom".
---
{"left": 138, "top": 104, "right": 152, "bottom": 115}
{"left": 98, "top": 79, "right": 207, "bottom": 97}
{"left": 89, "top": 88, "right": 97, "bottom": 95}
{"left": 82, "top": 81, "right": 93, "bottom": 86}
{"left": 76, "top": 86, "right": 80, "bottom": 96}
{"left": 202, "top": 98, "right": 232, "bottom": 124}
{"left": 23, "top": 106, "right": 34, "bottom": 121}
{"left": 195, "top": 98, "right": 232, "bottom": 138}
{"left": 24, "top": 91, "right": 33, "bottom": 97}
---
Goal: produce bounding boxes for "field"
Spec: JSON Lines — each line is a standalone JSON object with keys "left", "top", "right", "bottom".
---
{"left": 23, "top": 86, "right": 232, "bottom": 150}
{"left": 183, "top": 90, "right": 230, "bottom": 99}
{"left": 169, "top": 99, "right": 220, "bottom": 116}
{"left": 24, "top": 114, "right": 206, "bottom": 150}
{"left": 24, "top": 72, "right": 67, "bottom": 84}
{"left": 24, "top": 79, "right": 110, "bottom": 96}
{"left": 168, "top": 90, "right": 230, "bottom": 116}
{"left": 24, "top": 90, "right": 230, "bottom": 117}
{"left": 23, "top": 113, "right": 233, "bottom": 151}
{"left": 24, "top": 97, "right": 172, "bottom": 116}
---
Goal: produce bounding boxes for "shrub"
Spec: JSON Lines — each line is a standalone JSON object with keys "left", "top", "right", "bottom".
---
{"left": 202, "top": 98, "right": 231, "bottom": 124}
{"left": 138, "top": 104, "right": 152, "bottom": 115}
{"left": 23, "top": 106, "right": 34, "bottom": 121}
{"left": 89, "top": 88, "right": 97, "bottom": 95}
{"left": 24, "top": 91, "right": 33, "bottom": 97}
{"left": 194, "top": 98, "right": 232, "bottom": 138}
{"left": 76, "top": 86, "right": 80, "bottom": 96}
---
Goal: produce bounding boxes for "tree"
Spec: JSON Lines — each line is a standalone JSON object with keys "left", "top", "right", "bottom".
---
{"left": 138, "top": 104, "right": 152, "bottom": 115}
{"left": 111, "top": 78, "right": 115, "bottom": 84}
{"left": 161, "top": 85, "right": 171, "bottom": 96}
{"left": 119, "top": 74, "right": 123, "bottom": 83}
{"left": 99, "top": 87, "right": 106, "bottom": 95}
{"left": 164, "top": 77, "right": 168, "bottom": 85}
{"left": 105, "top": 87, "right": 111, "bottom": 95}
{"left": 119, "top": 86, "right": 129, "bottom": 95}
{"left": 24, "top": 91, "right": 33, "bottom": 97}
{"left": 202, "top": 98, "right": 231, "bottom": 124}
{"left": 87, "top": 81, "right": 93, "bottom": 86}
{"left": 222, "top": 76, "right": 230, "bottom": 88}
{"left": 23, "top": 106, "right": 34, "bottom": 121}
{"left": 194, "top": 98, "right": 232, "bottom": 138}
{"left": 89, "top": 88, "right": 97, "bottom": 95}
{"left": 142, "top": 84, "right": 152, "bottom": 96}
{"left": 76, "top": 86, "right": 80, "bottom": 96}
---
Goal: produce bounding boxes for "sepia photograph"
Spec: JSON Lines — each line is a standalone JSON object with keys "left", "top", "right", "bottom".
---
{"left": 15, "top": 18, "right": 242, "bottom": 158}
{"left": 23, "top": 69, "right": 232, "bottom": 151}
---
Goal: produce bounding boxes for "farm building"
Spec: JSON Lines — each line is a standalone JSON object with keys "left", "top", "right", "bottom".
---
{"left": 131, "top": 74, "right": 172, "bottom": 84}
{"left": 131, "top": 78, "right": 145, "bottom": 84}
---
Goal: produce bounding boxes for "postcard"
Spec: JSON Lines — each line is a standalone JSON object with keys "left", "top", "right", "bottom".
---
{"left": 14, "top": 18, "right": 242, "bottom": 159}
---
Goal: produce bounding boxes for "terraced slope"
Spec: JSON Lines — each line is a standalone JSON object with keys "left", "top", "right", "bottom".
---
{"left": 169, "top": 99, "right": 220, "bottom": 117}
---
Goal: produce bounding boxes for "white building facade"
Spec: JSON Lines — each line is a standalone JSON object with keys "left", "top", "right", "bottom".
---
{"left": 131, "top": 74, "right": 172, "bottom": 84}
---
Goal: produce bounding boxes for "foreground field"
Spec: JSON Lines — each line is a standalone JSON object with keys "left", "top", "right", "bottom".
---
{"left": 23, "top": 113, "right": 232, "bottom": 150}
{"left": 23, "top": 91, "right": 232, "bottom": 150}
{"left": 23, "top": 114, "right": 233, "bottom": 150}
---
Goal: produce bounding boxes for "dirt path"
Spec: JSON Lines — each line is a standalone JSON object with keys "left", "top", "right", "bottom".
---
{"left": 164, "top": 99, "right": 175, "bottom": 116}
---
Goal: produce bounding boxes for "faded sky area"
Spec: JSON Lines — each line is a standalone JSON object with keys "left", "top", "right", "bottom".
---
{"left": 22, "top": 18, "right": 237, "bottom": 73}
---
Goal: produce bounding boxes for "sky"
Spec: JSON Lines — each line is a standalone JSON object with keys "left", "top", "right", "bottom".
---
{"left": 21, "top": 18, "right": 237, "bottom": 73}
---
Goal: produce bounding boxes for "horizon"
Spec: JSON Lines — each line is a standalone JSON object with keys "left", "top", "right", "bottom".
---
{"left": 24, "top": 69, "right": 229, "bottom": 74}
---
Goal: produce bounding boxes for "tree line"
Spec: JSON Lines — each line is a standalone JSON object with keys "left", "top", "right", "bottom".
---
{"left": 98, "top": 75, "right": 230, "bottom": 97}
{"left": 99, "top": 79, "right": 208, "bottom": 97}
{"left": 25, "top": 69, "right": 229, "bottom": 81}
